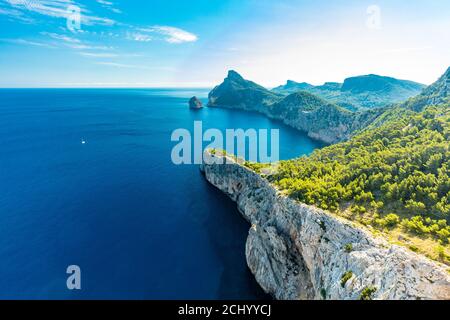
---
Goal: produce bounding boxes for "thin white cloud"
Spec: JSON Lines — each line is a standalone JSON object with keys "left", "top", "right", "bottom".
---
{"left": 1, "top": 38, "right": 57, "bottom": 48}
{"left": 38, "top": 32, "right": 117, "bottom": 54}
{"left": 79, "top": 52, "right": 118, "bottom": 58}
{"left": 5, "top": 0, "right": 115, "bottom": 26}
{"left": 0, "top": 5, "right": 35, "bottom": 23}
{"left": 126, "top": 32, "right": 152, "bottom": 42}
{"left": 65, "top": 43, "right": 113, "bottom": 50}
{"left": 37, "top": 31, "right": 139, "bottom": 59}
{"left": 95, "top": 0, "right": 121, "bottom": 14}
{"left": 96, "top": 0, "right": 113, "bottom": 5}
{"left": 139, "top": 26, "right": 198, "bottom": 43}
{"left": 1, "top": 33, "right": 115, "bottom": 52}
{"left": 41, "top": 31, "right": 80, "bottom": 43}
{"left": 96, "top": 61, "right": 175, "bottom": 71}
{"left": 96, "top": 61, "right": 144, "bottom": 69}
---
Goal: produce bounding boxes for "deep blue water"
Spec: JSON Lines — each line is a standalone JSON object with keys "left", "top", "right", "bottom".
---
{"left": 0, "top": 89, "right": 323, "bottom": 299}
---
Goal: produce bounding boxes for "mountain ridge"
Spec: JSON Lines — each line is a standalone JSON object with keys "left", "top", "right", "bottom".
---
{"left": 272, "top": 74, "right": 425, "bottom": 110}
{"left": 208, "top": 67, "right": 449, "bottom": 144}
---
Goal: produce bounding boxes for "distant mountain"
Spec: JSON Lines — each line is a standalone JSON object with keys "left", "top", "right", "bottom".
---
{"left": 208, "top": 68, "right": 449, "bottom": 144}
{"left": 365, "top": 67, "right": 450, "bottom": 130}
{"left": 316, "top": 82, "right": 342, "bottom": 91}
{"left": 208, "top": 71, "right": 382, "bottom": 143}
{"left": 273, "top": 80, "right": 314, "bottom": 92}
{"left": 341, "top": 74, "right": 424, "bottom": 93}
{"left": 272, "top": 74, "right": 426, "bottom": 110}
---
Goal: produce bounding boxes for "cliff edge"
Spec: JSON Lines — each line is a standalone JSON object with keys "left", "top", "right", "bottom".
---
{"left": 200, "top": 152, "right": 450, "bottom": 300}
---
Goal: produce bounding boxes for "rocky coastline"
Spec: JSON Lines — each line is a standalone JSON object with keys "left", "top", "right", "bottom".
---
{"left": 200, "top": 152, "right": 450, "bottom": 300}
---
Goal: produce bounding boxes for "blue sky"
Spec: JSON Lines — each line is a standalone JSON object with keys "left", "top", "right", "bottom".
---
{"left": 0, "top": 0, "right": 449, "bottom": 87}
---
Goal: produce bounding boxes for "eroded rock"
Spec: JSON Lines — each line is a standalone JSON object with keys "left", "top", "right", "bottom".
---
{"left": 200, "top": 153, "right": 450, "bottom": 300}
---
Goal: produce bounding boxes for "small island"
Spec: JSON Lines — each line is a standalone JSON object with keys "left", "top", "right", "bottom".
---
{"left": 189, "top": 96, "right": 203, "bottom": 109}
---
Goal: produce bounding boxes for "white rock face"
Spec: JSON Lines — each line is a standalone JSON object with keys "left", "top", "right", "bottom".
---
{"left": 200, "top": 154, "right": 450, "bottom": 300}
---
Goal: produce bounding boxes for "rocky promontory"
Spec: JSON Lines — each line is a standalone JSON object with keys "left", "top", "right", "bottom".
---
{"left": 208, "top": 71, "right": 382, "bottom": 144}
{"left": 200, "top": 151, "right": 450, "bottom": 300}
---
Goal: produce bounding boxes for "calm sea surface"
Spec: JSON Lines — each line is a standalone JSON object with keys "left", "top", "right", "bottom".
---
{"left": 0, "top": 89, "right": 323, "bottom": 299}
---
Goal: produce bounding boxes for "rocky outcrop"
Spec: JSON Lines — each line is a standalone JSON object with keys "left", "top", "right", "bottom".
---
{"left": 189, "top": 96, "right": 203, "bottom": 109}
{"left": 200, "top": 152, "right": 450, "bottom": 300}
{"left": 266, "top": 92, "right": 360, "bottom": 144}
{"left": 208, "top": 70, "right": 282, "bottom": 113}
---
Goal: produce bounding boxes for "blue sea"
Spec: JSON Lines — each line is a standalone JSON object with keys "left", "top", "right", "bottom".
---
{"left": 0, "top": 89, "right": 323, "bottom": 299}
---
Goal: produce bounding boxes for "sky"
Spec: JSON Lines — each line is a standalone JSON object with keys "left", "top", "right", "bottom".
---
{"left": 0, "top": 0, "right": 449, "bottom": 87}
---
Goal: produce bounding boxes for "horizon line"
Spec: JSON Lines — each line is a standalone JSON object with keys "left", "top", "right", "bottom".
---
{"left": 0, "top": 86, "right": 215, "bottom": 89}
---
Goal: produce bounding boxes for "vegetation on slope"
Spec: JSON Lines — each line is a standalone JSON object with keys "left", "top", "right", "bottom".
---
{"left": 356, "top": 67, "right": 449, "bottom": 132}
{"left": 247, "top": 105, "right": 450, "bottom": 263}
{"left": 401, "top": 67, "right": 449, "bottom": 112}
{"left": 211, "top": 67, "right": 450, "bottom": 263}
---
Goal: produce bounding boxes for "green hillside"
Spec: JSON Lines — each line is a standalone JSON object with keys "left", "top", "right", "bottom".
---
{"left": 248, "top": 104, "right": 450, "bottom": 263}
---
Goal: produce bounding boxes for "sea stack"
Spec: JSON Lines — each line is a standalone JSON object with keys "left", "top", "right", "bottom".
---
{"left": 189, "top": 96, "right": 203, "bottom": 109}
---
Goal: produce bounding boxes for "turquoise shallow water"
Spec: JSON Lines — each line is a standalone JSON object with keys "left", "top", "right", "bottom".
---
{"left": 0, "top": 88, "right": 323, "bottom": 299}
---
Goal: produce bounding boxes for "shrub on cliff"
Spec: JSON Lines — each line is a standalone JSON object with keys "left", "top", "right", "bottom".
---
{"left": 341, "top": 271, "right": 353, "bottom": 287}
{"left": 360, "top": 286, "right": 377, "bottom": 300}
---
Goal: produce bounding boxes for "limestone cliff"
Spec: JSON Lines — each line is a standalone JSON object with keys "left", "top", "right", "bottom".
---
{"left": 200, "top": 153, "right": 450, "bottom": 300}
